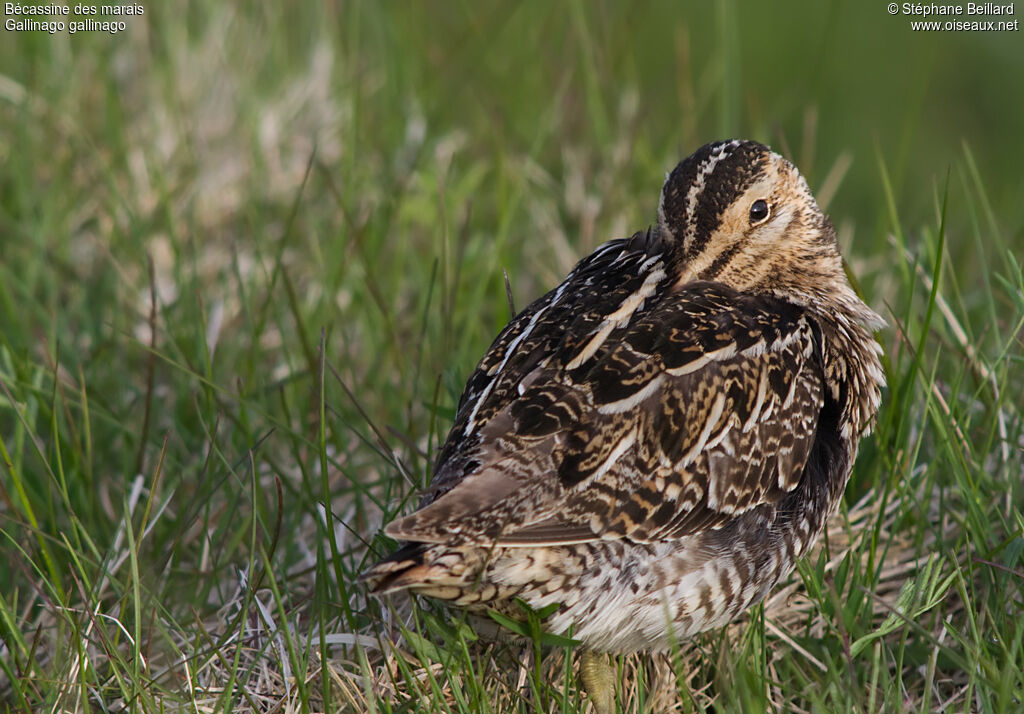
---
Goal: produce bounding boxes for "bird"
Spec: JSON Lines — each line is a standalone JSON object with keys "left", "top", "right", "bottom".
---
{"left": 362, "top": 139, "right": 885, "bottom": 713}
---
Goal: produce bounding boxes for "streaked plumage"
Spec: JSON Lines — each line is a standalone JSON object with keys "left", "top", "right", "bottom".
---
{"left": 364, "top": 140, "right": 884, "bottom": 658}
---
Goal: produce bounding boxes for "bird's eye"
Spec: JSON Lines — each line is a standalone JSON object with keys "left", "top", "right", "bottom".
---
{"left": 748, "top": 199, "right": 770, "bottom": 224}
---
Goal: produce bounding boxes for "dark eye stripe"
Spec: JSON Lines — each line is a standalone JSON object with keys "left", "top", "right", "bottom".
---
{"left": 700, "top": 240, "right": 746, "bottom": 282}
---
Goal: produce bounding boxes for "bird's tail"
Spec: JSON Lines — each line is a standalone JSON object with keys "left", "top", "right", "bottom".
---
{"left": 361, "top": 541, "right": 482, "bottom": 599}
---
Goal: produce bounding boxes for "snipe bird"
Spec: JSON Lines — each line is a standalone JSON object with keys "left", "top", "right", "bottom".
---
{"left": 364, "top": 139, "right": 885, "bottom": 713}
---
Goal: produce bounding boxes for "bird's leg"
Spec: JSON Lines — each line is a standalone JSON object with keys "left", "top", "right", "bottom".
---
{"left": 580, "top": 650, "right": 615, "bottom": 714}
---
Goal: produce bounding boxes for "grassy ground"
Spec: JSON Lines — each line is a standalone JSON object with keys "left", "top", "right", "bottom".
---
{"left": 1, "top": 1, "right": 1022, "bottom": 712}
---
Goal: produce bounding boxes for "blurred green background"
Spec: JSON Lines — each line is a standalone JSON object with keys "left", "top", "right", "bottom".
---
{"left": 3, "top": 1, "right": 1022, "bottom": 370}
{"left": 1, "top": 1, "right": 1022, "bottom": 711}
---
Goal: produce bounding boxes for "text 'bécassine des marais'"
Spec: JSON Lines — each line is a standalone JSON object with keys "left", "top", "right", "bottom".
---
{"left": 5, "top": 4, "right": 144, "bottom": 15}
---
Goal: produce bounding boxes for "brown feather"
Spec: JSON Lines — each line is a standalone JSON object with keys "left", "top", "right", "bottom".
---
{"left": 362, "top": 139, "right": 886, "bottom": 656}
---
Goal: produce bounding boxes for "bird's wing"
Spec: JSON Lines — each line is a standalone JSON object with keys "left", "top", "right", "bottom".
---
{"left": 385, "top": 239, "right": 825, "bottom": 547}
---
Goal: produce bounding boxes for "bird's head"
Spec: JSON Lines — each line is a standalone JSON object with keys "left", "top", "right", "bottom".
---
{"left": 657, "top": 139, "right": 868, "bottom": 319}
